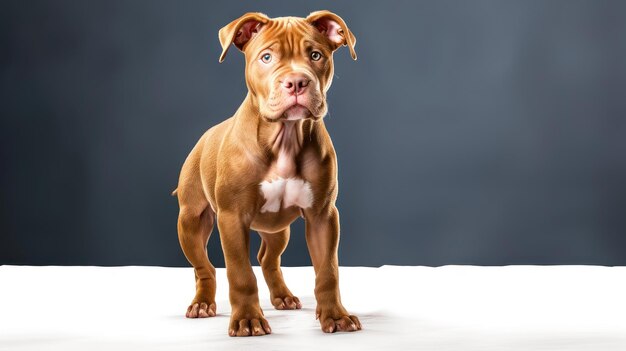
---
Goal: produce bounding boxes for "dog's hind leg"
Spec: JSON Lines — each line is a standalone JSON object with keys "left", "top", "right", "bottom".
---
{"left": 179, "top": 205, "right": 216, "bottom": 318}
{"left": 257, "top": 228, "right": 302, "bottom": 310}
{"left": 176, "top": 145, "right": 217, "bottom": 318}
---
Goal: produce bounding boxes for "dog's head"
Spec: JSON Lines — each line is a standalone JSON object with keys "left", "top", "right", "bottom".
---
{"left": 218, "top": 11, "right": 357, "bottom": 122}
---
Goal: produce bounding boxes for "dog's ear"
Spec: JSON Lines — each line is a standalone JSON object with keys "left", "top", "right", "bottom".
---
{"left": 218, "top": 12, "right": 270, "bottom": 63}
{"left": 306, "top": 10, "right": 357, "bottom": 60}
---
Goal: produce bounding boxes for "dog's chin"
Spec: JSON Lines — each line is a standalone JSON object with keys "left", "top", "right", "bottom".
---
{"left": 263, "top": 105, "right": 321, "bottom": 122}
{"left": 282, "top": 105, "right": 312, "bottom": 121}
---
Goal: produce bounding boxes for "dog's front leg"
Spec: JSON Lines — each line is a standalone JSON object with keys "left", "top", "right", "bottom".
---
{"left": 305, "top": 206, "right": 362, "bottom": 333}
{"left": 218, "top": 211, "right": 271, "bottom": 337}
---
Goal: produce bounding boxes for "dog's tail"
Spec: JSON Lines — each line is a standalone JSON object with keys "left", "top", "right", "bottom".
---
{"left": 171, "top": 188, "right": 178, "bottom": 197}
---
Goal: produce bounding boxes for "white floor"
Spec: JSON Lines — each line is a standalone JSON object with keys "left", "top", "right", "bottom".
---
{"left": 1, "top": 265, "right": 625, "bottom": 351}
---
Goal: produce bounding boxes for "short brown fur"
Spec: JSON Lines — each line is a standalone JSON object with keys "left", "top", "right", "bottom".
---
{"left": 175, "top": 11, "right": 360, "bottom": 336}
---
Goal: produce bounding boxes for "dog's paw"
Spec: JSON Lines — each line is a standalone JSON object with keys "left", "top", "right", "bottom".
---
{"left": 316, "top": 304, "right": 362, "bottom": 333}
{"left": 272, "top": 295, "right": 302, "bottom": 310}
{"left": 186, "top": 301, "right": 216, "bottom": 318}
{"left": 228, "top": 306, "right": 271, "bottom": 337}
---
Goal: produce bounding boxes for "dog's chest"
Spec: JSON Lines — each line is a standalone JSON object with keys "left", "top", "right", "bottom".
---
{"left": 259, "top": 176, "right": 313, "bottom": 213}
{"left": 258, "top": 122, "right": 313, "bottom": 213}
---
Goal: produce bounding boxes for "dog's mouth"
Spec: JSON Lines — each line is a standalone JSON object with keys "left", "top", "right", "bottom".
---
{"left": 263, "top": 104, "right": 318, "bottom": 122}
{"left": 263, "top": 92, "right": 325, "bottom": 122}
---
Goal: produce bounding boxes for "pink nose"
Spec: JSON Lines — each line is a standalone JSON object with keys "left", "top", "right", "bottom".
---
{"left": 281, "top": 74, "right": 310, "bottom": 96}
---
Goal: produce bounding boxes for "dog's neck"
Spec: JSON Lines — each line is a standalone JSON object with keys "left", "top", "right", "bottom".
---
{"left": 235, "top": 94, "right": 310, "bottom": 178}
{"left": 270, "top": 120, "right": 302, "bottom": 178}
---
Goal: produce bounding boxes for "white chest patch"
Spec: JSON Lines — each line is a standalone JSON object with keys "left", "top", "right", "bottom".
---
{"left": 260, "top": 177, "right": 313, "bottom": 213}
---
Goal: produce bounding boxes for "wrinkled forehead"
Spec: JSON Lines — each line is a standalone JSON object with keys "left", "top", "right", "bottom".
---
{"left": 244, "top": 16, "right": 329, "bottom": 58}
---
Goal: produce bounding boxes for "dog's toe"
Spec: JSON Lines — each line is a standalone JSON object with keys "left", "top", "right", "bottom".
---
{"left": 317, "top": 305, "right": 362, "bottom": 333}
{"left": 229, "top": 317, "right": 271, "bottom": 337}
{"left": 186, "top": 302, "right": 216, "bottom": 318}
{"left": 272, "top": 295, "right": 302, "bottom": 310}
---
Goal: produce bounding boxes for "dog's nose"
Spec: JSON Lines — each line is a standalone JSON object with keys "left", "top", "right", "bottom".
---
{"left": 281, "top": 74, "right": 310, "bottom": 96}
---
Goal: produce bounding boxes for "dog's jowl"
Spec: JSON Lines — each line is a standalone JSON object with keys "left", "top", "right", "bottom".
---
{"left": 173, "top": 11, "right": 361, "bottom": 337}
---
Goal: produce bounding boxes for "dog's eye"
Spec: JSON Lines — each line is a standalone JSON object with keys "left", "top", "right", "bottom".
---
{"left": 310, "top": 51, "right": 322, "bottom": 61}
{"left": 261, "top": 53, "right": 272, "bottom": 63}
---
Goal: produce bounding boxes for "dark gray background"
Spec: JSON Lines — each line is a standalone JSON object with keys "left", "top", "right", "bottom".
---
{"left": 1, "top": 0, "right": 625, "bottom": 267}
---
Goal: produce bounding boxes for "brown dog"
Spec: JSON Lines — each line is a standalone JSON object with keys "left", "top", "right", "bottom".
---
{"left": 173, "top": 10, "right": 360, "bottom": 337}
